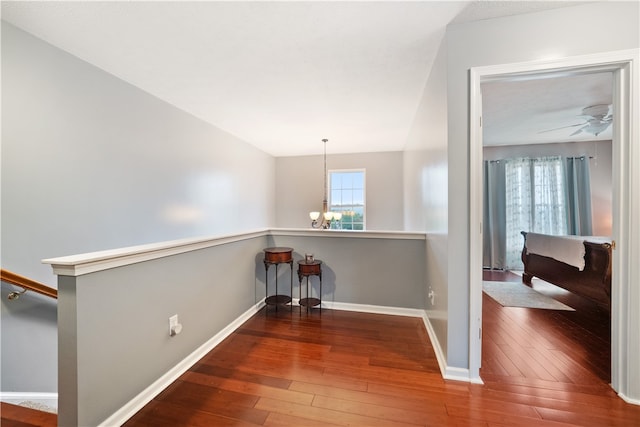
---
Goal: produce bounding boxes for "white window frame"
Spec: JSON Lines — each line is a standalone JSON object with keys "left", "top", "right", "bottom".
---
{"left": 328, "top": 168, "right": 366, "bottom": 230}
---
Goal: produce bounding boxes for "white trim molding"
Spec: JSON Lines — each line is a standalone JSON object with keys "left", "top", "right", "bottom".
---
{"left": 322, "top": 301, "right": 426, "bottom": 317}
{"left": 43, "top": 228, "right": 426, "bottom": 277}
{"left": 420, "top": 312, "right": 483, "bottom": 384}
{"left": 42, "top": 229, "right": 270, "bottom": 276}
{"left": 469, "top": 48, "right": 640, "bottom": 402}
{"left": 268, "top": 228, "right": 427, "bottom": 240}
{"left": 619, "top": 393, "right": 640, "bottom": 406}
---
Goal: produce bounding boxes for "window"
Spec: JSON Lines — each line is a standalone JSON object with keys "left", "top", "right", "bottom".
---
{"left": 328, "top": 170, "right": 365, "bottom": 230}
{"left": 484, "top": 155, "right": 593, "bottom": 271}
{"left": 504, "top": 156, "right": 567, "bottom": 268}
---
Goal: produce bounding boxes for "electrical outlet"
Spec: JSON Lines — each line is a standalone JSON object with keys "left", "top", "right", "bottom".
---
{"left": 169, "top": 314, "right": 182, "bottom": 336}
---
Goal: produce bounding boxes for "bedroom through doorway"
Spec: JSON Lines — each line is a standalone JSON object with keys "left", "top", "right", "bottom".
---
{"left": 479, "top": 70, "right": 614, "bottom": 390}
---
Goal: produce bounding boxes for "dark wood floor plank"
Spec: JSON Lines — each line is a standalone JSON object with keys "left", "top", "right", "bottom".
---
{"left": 152, "top": 380, "right": 269, "bottom": 425}
{"left": 289, "top": 380, "right": 449, "bottom": 416}
{"left": 124, "top": 400, "right": 261, "bottom": 427}
{"left": 190, "top": 362, "right": 293, "bottom": 389}
{"left": 263, "top": 411, "right": 344, "bottom": 427}
{"left": 311, "top": 393, "right": 446, "bottom": 425}
{"left": 535, "top": 405, "right": 640, "bottom": 426}
{"left": 255, "top": 396, "right": 423, "bottom": 427}
{"left": 181, "top": 371, "right": 314, "bottom": 405}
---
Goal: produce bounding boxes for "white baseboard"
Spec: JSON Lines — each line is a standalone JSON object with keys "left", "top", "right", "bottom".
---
{"left": 420, "top": 312, "right": 482, "bottom": 384}
{"left": 444, "top": 366, "right": 483, "bottom": 384}
{"left": 0, "top": 392, "right": 58, "bottom": 411}
{"left": 419, "top": 313, "right": 448, "bottom": 378}
{"left": 322, "top": 301, "right": 426, "bottom": 318}
{"left": 98, "top": 300, "right": 265, "bottom": 427}
{"left": 619, "top": 392, "right": 640, "bottom": 406}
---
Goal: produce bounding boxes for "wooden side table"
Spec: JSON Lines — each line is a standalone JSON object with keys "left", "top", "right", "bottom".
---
{"left": 263, "top": 247, "right": 293, "bottom": 310}
{"left": 297, "top": 260, "right": 322, "bottom": 310}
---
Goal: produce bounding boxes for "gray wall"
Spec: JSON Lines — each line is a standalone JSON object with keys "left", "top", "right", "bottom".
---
{"left": 266, "top": 233, "right": 425, "bottom": 308}
{"left": 0, "top": 289, "right": 57, "bottom": 392}
{"left": 57, "top": 231, "right": 425, "bottom": 426}
{"left": 1, "top": 23, "right": 275, "bottom": 394}
{"left": 58, "top": 236, "right": 267, "bottom": 426}
{"left": 403, "top": 33, "right": 449, "bottom": 359}
{"left": 484, "top": 140, "right": 613, "bottom": 236}
{"left": 403, "top": 1, "right": 639, "bottom": 374}
{"left": 445, "top": 1, "right": 638, "bottom": 371}
{"left": 276, "top": 151, "right": 404, "bottom": 230}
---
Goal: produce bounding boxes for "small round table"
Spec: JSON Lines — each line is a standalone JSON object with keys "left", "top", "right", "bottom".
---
{"left": 297, "top": 260, "right": 322, "bottom": 310}
{"left": 263, "top": 247, "right": 293, "bottom": 310}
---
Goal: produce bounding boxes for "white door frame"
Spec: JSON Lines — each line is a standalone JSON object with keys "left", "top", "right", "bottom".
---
{"left": 469, "top": 49, "right": 639, "bottom": 402}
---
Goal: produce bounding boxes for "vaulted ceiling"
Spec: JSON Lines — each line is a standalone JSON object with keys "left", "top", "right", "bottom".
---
{"left": 1, "top": 1, "right": 599, "bottom": 156}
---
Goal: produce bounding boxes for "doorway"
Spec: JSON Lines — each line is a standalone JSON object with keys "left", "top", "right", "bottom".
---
{"left": 479, "top": 71, "right": 613, "bottom": 386}
{"left": 468, "top": 50, "right": 638, "bottom": 401}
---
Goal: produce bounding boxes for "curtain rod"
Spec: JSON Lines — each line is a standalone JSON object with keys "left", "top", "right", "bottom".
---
{"left": 486, "top": 155, "right": 595, "bottom": 163}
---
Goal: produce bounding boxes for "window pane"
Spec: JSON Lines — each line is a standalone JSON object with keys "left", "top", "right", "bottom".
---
{"left": 347, "top": 173, "right": 356, "bottom": 189}
{"left": 328, "top": 170, "right": 365, "bottom": 230}
{"left": 353, "top": 189, "right": 364, "bottom": 205}
{"left": 352, "top": 173, "right": 364, "bottom": 189}
{"left": 331, "top": 173, "right": 343, "bottom": 189}
{"left": 331, "top": 189, "right": 341, "bottom": 205}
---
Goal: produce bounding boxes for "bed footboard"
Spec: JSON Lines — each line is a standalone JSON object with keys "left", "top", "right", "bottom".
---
{"left": 521, "top": 231, "right": 611, "bottom": 310}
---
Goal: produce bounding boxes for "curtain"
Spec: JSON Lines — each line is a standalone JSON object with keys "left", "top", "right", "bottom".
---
{"left": 483, "top": 160, "right": 506, "bottom": 269}
{"left": 564, "top": 156, "right": 593, "bottom": 235}
{"left": 504, "top": 156, "right": 567, "bottom": 269}
{"left": 484, "top": 155, "right": 593, "bottom": 270}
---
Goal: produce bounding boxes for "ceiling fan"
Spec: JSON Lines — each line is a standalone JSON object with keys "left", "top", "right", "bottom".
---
{"left": 539, "top": 104, "right": 612, "bottom": 136}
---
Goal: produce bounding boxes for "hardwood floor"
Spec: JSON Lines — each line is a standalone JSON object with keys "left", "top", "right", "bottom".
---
{"left": 124, "top": 299, "right": 639, "bottom": 426}
{"left": 4, "top": 281, "right": 637, "bottom": 426}
{"left": 482, "top": 269, "right": 611, "bottom": 383}
{"left": 0, "top": 402, "right": 56, "bottom": 427}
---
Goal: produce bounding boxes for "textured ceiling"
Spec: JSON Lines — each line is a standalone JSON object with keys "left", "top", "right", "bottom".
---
{"left": 1, "top": 1, "right": 597, "bottom": 156}
{"left": 483, "top": 72, "right": 613, "bottom": 146}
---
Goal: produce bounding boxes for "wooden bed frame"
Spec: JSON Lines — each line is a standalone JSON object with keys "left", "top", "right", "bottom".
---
{"left": 520, "top": 231, "right": 612, "bottom": 311}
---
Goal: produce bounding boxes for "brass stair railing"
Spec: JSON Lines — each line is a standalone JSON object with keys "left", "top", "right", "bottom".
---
{"left": 1, "top": 269, "right": 57, "bottom": 300}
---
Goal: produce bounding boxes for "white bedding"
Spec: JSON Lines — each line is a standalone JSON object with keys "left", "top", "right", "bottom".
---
{"left": 524, "top": 232, "right": 611, "bottom": 271}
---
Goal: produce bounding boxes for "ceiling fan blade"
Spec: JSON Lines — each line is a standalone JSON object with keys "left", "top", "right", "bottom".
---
{"left": 570, "top": 125, "right": 588, "bottom": 136}
{"left": 538, "top": 123, "right": 584, "bottom": 134}
{"left": 582, "top": 104, "right": 610, "bottom": 118}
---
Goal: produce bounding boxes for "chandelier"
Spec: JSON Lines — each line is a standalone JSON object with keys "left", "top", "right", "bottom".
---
{"left": 309, "top": 139, "right": 342, "bottom": 229}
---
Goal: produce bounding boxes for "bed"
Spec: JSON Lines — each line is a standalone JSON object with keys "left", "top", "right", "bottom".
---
{"left": 520, "top": 231, "right": 612, "bottom": 311}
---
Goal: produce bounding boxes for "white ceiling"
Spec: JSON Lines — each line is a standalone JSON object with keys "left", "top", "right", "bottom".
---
{"left": 1, "top": 1, "right": 598, "bottom": 156}
{"left": 482, "top": 71, "right": 613, "bottom": 146}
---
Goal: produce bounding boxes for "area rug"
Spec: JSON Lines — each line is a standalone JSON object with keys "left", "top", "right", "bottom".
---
{"left": 483, "top": 281, "right": 575, "bottom": 311}
{"left": 18, "top": 400, "right": 57, "bottom": 414}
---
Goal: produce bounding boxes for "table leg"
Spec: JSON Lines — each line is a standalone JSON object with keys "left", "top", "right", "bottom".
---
{"left": 306, "top": 276, "right": 310, "bottom": 311}
{"left": 274, "top": 264, "right": 279, "bottom": 312}
{"left": 319, "top": 274, "right": 322, "bottom": 311}
{"left": 264, "top": 262, "right": 269, "bottom": 309}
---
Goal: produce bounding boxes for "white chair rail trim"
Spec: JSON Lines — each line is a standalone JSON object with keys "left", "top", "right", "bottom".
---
{"left": 42, "top": 228, "right": 426, "bottom": 277}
